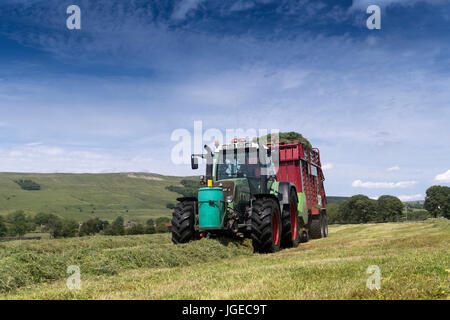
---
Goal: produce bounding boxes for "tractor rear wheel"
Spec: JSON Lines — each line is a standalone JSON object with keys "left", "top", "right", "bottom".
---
{"left": 171, "top": 201, "right": 195, "bottom": 244}
{"left": 309, "top": 214, "right": 324, "bottom": 239}
{"left": 251, "top": 198, "right": 282, "bottom": 253}
{"left": 281, "top": 192, "right": 300, "bottom": 248}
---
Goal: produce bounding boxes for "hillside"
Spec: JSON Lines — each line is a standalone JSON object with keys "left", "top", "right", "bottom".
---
{"left": 1, "top": 219, "right": 448, "bottom": 299}
{"left": 0, "top": 172, "right": 197, "bottom": 222}
{"left": 326, "top": 196, "right": 350, "bottom": 204}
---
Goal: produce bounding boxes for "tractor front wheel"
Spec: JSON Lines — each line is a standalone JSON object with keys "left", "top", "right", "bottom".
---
{"left": 251, "top": 198, "right": 282, "bottom": 253}
{"left": 171, "top": 201, "right": 195, "bottom": 244}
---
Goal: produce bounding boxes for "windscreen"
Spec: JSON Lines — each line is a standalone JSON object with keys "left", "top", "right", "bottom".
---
{"left": 216, "top": 148, "right": 262, "bottom": 180}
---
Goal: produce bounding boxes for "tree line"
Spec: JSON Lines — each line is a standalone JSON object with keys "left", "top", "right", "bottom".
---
{"left": 0, "top": 211, "right": 171, "bottom": 239}
{"left": 327, "top": 195, "right": 405, "bottom": 224}
{"left": 166, "top": 179, "right": 198, "bottom": 197}
{"left": 327, "top": 186, "right": 449, "bottom": 224}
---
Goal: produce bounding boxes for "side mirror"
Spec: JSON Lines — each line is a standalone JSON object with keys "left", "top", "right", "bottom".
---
{"left": 191, "top": 155, "right": 199, "bottom": 170}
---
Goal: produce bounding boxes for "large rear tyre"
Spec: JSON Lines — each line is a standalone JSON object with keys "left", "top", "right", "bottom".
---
{"left": 171, "top": 201, "right": 195, "bottom": 244}
{"left": 281, "top": 192, "right": 300, "bottom": 248}
{"left": 251, "top": 198, "right": 282, "bottom": 253}
{"left": 309, "top": 214, "right": 324, "bottom": 239}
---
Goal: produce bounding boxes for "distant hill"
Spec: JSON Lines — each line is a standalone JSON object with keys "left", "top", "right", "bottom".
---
{"left": 326, "top": 196, "right": 350, "bottom": 204}
{"left": 0, "top": 172, "right": 198, "bottom": 223}
{"left": 0, "top": 172, "right": 379, "bottom": 222}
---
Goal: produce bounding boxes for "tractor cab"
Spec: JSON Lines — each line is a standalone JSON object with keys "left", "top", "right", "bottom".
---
{"left": 214, "top": 139, "right": 276, "bottom": 196}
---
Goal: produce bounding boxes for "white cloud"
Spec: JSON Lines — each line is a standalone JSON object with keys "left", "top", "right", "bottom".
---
{"left": 171, "top": 0, "right": 204, "bottom": 20}
{"left": 434, "top": 169, "right": 450, "bottom": 183}
{"left": 26, "top": 142, "right": 43, "bottom": 147}
{"left": 322, "top": 163, "right": 334, "bottom": 171}
{"left": 386, "top": 166, "right": 400, "bottom": 172}
{"left": 352, "top": 179, "right": 418, "bottom": 189}
{"left": 397, "top": 194, "right": 423, "bottom": 201}
{"left": 0, "top": 144, "right": 156, "bottom": 173}
{"left": 230, "top": 1, "right": 255, "bottom": 12}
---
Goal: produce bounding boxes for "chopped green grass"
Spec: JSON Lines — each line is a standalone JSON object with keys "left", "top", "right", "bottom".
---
{"left": 1, "top": 219, "right": 449, "bottom": 300}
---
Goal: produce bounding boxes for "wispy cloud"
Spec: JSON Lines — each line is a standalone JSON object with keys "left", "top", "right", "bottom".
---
{"left": 386, "top": 166, "right": 400, "bottom": 172}
{"left": 0, "top": 144, "right": 156, "bottom": 174}
{"left": 352, "top": 180, "right": 418, "bottom": 189}
{"left": 171, "top": 0, "right": 204, "bottom": 20}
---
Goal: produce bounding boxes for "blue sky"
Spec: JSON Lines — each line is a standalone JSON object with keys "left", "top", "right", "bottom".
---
{"left": 0, "top": 0, "right": 449, "bottom": 199}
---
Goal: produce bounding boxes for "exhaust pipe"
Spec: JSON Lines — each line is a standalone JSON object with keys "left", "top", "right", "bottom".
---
{"left": 204, "top": 145, "right": 214, "bottom": 181}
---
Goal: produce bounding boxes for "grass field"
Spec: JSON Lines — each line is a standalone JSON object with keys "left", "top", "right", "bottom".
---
{"left": 0, "top": 172, "right": 195, "bottom": 222}
{"left": 1, "top": 219, "right": 448, "bottom": 300}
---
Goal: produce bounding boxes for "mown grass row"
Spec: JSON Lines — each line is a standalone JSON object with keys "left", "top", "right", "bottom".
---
{"left": 0, "top": 233, "right": 253, "bottom": 292}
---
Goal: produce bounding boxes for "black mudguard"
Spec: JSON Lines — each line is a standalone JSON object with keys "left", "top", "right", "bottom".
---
{"left": 278, "top": 181, "right": 298, "bottom": 208}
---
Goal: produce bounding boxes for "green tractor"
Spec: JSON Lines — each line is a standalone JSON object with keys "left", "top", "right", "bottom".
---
{"left": 171, "top": 139, "right": 309, "bottom": 253}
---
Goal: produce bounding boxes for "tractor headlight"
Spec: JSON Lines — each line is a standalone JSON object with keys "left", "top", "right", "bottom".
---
{"left": 226, "top": 195, "right": 234, "bottom": 203}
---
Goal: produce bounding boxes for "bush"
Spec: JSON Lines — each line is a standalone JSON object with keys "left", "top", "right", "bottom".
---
{"left": 145, "top": 219, "right": 156, "bottom": 234}
{"left": 326, "top": 203, "right": 341, "bottom": 224}
{"left": 79, "top": 218, "right": 108, "bottom": 236}
{"left": 376, "top": 195, "right": 403, "bottom": 222}
{"left": 103, "top": 216, "right": 125, "bottom": 236}
{"left": 166, "top": 180, "right": 199, "bottom": 197}
{"left": 7, "top": 211, "right": 36, "bottom": 236}
{"left": 424, "top": 186, "right": 450, "bottom": 218}
{"left": 126, "top": 223, "right": 146, "bottom": 235}
{"left": 61, "top": 220, "right": 79, "bottom": 238}
{"left": 0, "top": 216, "right": 7, "bottom": 237}
{"left": 406, "top": 210, "right": 431, "bottom": 221}
{"left": 155, "top": 216, "right": 170, "bottom": 224}
{"left": 34, "top": 212, "right": 54, "bottom": 225}
{"left": 154, "top": 217, "right": 171, "bottom": 233}
{"left": 145, "top": 224, "right": 156, "bottom": 234}
{"left": 14, "top": 179, "right": 40, "bottom": 191}
{"left": 338, "top": 195, "right": 377, "bottom": 223}
{"left": 155, "top": 223, "right": 169, "bottom": 233}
